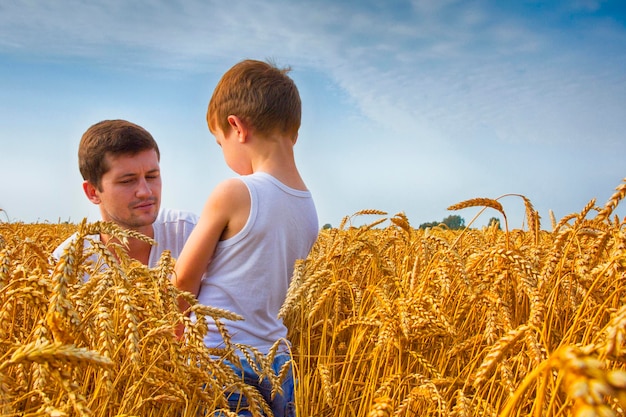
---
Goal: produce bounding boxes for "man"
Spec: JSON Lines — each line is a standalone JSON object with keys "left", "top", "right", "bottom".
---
{"left": 53, "top": 119, "right": 198, "bottom": 273}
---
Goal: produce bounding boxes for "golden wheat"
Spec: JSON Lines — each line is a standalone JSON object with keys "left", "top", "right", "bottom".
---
{"left": 0, "top": 220, "right": 272, "bottom": 417}
{"left": 1, "top": 177, "right": 626, "bottom": 416}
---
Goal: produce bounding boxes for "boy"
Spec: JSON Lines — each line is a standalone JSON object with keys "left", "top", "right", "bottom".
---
{"left": 172, "top": 60, "right": 319, "bottom": 416}
{"left": 54, "top": 119, "right": 198, "bottom": 272}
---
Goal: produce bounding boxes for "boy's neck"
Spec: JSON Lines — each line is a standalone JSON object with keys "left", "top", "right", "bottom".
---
{"left": 248, "top": 133, "right": 307, "bottom": 190}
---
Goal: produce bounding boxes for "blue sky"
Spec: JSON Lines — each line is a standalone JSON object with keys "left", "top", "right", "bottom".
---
{"left": 1, "top": 0, "right": 625, "bottom": 229}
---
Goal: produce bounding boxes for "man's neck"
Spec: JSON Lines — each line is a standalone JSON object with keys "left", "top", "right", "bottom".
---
{"left": 100, "top": 227, "right": 153, "bottom": 266}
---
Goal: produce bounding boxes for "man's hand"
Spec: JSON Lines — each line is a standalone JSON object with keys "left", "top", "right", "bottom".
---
{"left": 175, "top": 321, "right": 186, "bottom": 340}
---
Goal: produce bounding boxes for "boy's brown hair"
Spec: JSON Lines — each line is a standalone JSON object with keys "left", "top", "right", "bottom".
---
{"left": 78, "top": 119, "right": 160, "bottom": 190}
{"left": 207, "top": 59, "right": 301, "bottom": 139}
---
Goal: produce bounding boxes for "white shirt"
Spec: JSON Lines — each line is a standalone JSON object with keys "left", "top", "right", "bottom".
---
{"left": 52, "top": 208, "right": 198, "bottom": 279}
{"left": 196, "top": 172, "right": 318, "bottom": 354}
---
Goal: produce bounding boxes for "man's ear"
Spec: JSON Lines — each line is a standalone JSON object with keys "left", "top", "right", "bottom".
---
{"left": 82, "top": 181, "right": 101, "bottom": 204}
{"left": 227, "top": 115, "right": 248, "bottom": 143}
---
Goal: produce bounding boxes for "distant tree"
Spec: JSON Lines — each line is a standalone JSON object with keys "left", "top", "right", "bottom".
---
{"left": 487, "top": 217, "right": 501, "bottom": 230}
{"left": 322, "top": 223, "right": 332, "bottom": 230}
{"left": 418, "top": 221, "right": 438, "bottom": 230}
{"left": 442, "top": 215, "right": 465, "bottom": 230}
{"left": 418, "top": 215, "right": 465, "bottom": 230}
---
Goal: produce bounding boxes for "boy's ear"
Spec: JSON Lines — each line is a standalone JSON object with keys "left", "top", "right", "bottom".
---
{"left": 83, "top": 181, "right": 101, "bottom": 205}
{"left": 227, "top": 115, "right": 248, "bottom": 142}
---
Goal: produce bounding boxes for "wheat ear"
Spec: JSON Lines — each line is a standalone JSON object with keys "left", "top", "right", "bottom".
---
{"left": 596, "top": 177, "right": 626, "bottom": 222}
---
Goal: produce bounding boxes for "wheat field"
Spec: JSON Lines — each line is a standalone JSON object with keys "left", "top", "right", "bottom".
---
{"left": 1, "top": 178, "right": 625, "bottom": 416}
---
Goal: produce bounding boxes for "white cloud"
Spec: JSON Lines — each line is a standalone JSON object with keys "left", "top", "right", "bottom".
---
{"left": 570, "top": 0, "right": 604, "bottom": 12}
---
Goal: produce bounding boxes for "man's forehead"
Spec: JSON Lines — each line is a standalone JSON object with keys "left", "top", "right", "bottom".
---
{"left": 103, "top": 150, "right": 160, "bottom": 173}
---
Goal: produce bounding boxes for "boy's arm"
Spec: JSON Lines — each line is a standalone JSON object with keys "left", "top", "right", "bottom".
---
{"left": 171, "top": 178, "right": 250, "bottom": 314}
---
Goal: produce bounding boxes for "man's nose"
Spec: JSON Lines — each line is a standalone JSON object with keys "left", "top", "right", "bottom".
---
{"left": 135, "top": 177, "right": 152, "bottom": 197}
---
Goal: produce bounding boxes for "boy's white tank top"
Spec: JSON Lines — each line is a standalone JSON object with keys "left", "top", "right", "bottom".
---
{"left": 195, "top": 172, "right": 318, "bottom": 354}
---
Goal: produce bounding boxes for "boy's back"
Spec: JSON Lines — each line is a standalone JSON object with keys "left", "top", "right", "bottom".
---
{"left": 197, "top": 172, "right": 317, "bottom": 352}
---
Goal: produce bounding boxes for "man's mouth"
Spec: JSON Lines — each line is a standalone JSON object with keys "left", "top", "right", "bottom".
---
{"left": 133, "top": 199, "right": 157, "bottom": 210}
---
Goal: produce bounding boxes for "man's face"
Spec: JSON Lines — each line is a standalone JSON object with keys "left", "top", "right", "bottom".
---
{"left": 84, "top": 149, "right": 161, "bottom": 233}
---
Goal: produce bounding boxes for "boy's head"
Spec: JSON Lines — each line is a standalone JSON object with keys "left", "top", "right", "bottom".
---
{"left": 207, "top": 59, "right": 301, "bottom": 140}
{"left": 78, "top": 119, "right": 160, "bottom": 190}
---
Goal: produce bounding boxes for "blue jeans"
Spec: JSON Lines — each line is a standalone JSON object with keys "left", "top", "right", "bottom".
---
{"left": 218, "top": 353, "right": 295, "bottom": 417}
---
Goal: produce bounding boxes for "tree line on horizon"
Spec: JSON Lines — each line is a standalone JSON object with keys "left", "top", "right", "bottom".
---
{"left": 418, "top": 214, "right": 501, "bottom": 230}
{"left": 320, "top": 214, "right": 501, "bottom": 231}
